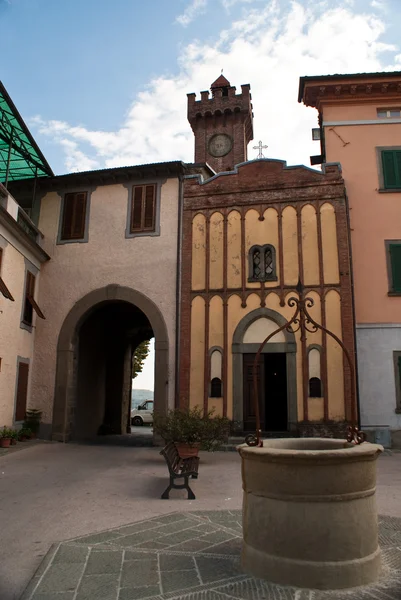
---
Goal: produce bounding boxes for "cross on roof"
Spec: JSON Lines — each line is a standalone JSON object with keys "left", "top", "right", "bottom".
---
{"left": 253, "top": 140, "right": 268, "bottom": 159}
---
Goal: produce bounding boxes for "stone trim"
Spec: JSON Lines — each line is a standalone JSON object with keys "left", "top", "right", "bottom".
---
{"left": 232, "top": 307, "right": 297, "bottom": 430}
{"left": 53, "top": 285, "right": 169, "bottom": 442}
{"left": 56, "top": 186, "right": 94, "bottom": 245}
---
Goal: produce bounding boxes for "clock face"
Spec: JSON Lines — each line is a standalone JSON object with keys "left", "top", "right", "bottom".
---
{"left": 208, "top": 133, "right": 233, "bottom": 158}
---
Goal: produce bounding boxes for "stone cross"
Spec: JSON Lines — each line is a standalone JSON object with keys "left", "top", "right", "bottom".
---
{"left": 253, "top": 140, "right": 268, "bottom": 159}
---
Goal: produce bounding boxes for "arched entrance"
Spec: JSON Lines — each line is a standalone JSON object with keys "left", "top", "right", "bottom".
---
{"left": 52, "top": 285, "right": 168, "bottom": 442}
{"left": 232, "top": 308, "right": 297, "bottom": 433}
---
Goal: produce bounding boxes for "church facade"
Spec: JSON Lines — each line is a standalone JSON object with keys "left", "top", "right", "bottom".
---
{"left": 179, "top": 76, "right": 355, "bottom": 433}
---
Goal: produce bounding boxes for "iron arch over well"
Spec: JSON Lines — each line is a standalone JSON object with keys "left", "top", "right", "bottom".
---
{"left": 52, "top": 284, "right": 169, "bottom": 442}
{"left": 232, "top": 307, "right": 297, "bottom": 432}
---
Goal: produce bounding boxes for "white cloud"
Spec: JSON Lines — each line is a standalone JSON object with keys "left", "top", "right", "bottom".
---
{"left": 176, "top": 0, "right": 207, "bottom": 26}
{"left": 33, "top": 1, "right": 400, "bottom": 174}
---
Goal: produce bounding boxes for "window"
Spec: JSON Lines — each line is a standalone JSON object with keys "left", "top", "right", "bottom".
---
{"left": 130, "top": 184, "right": 156, "bottom": 233}
{"left": 60, "top": 192, "right": 88, "bottom": 241}
{"left": 15, "top": 360, "right": 29, "bottom": 421}
{"left": 309, "top": 377, "right": 322, "bottom": 398}
{"left": 386, "top": 241, "right": 401, "bottom": 294}
{"left": 22, "top": 271, "right": 45, "bottom": 326}
{"left": 377, "top": 108, "right": 401, "bottom": 118}
{"left": 248, "top": 244, "right": 277, "bottom": 282}
{"left": 0, "top": 248, "right": 14, "bottom": 301}
{"left": 210, "top": 377, "right": 222, "bottom": 398}
{"left": 381, "top": 150, "right": 401, "bottom": 189}
{"left": 393, "top": 352, "right": 401, "bottom": 414}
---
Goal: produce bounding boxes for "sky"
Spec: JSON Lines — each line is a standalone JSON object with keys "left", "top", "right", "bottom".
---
{"left": 2, "top": 0, "right": 401, "bottom": 389}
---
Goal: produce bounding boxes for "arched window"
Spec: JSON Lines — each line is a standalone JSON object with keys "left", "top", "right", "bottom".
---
{"left": 309, "top": 377, "right": 322, "bottom": 398}
{"left": 211, "top": 377, "right": 222, "bottom": 398}
{"left": 209, "top": 347, "right": 223, "bottom": 398}
{"left": 248, "top": 244, "right": 277, "bottom": 282}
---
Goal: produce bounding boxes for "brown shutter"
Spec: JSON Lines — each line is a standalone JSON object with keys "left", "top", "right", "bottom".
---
{"left": 23, "top": 272, "right": 35, "bottom": 324}
{"left": 0, "top": 248, "right": 14, "bottom": 301}
{"left": 144, "top": 185, "right": 156, "bottom": 230}
{"left": 131, "top": 186, "right": 143, "bottom": 231}
{"left": 15, "top": 362, "right": 29, "bottom": 421}
{"left": 61, "top": 192, "right": 87, "bottom": 240}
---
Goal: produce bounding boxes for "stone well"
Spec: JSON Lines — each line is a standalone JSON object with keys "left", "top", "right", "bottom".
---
{"left": 238, "top": 438, "right": 384, "bottom": 590}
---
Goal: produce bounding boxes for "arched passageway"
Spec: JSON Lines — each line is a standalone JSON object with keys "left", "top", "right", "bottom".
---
{"left": 52, "top": 285, "right": 168, "bottom": 442}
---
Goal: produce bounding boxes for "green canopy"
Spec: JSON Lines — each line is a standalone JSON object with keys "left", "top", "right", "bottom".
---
{"left": 0, "top": 81, "right": 53, "bottom": 184}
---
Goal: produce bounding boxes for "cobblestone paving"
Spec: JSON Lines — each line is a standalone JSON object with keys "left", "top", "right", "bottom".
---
{"left": 20, "top": 511, "right": 401, "bottom": 600}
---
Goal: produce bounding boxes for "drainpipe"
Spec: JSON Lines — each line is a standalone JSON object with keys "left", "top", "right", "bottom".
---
{"left": 174, "top": 168, "right": 185, "bottom": 409}
{"left": 344, "top": 188, "right": 361, "bottom": 429}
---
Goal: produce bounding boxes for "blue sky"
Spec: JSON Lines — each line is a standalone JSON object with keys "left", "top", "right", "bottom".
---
{"left": 2, "top": 0, "right": 401, "bottom": 390}
{"left": 2, "top": 0, "right": 401, "bottom": 177}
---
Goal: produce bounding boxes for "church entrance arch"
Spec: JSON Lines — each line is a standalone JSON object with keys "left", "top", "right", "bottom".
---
{"left": 232, "top": 308, "right": 297, "bottom": 433}
{"left": 52, "top": 285, "right": 168, "bottom": 442}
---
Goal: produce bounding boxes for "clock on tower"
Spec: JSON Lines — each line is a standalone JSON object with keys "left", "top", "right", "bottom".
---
{"left": 187, "top": 75, "right": 254, "bottom": 173}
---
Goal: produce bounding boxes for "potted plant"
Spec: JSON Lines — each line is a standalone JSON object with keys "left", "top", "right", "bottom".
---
{"left": 10, "top": 429, "right": 19, "bottom": 445}
{"left": 23, "top": 408, "right": 42, "bottom": 439}
{"left": 154, "top": 406, "right": 231, "bottom": 458}
{"left": 18, "top": 427, "right": 32, "bottom": 441}
{"left": 0, "top": 427, "right": 13, "bottom": 448}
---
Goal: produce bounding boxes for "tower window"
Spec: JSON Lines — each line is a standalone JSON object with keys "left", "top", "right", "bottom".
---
{"left": 211, "top": 377, "right": 222, "bottom": 398}
{"left": 309, "top": 377, "right": 322, "bottom": 398}
{"left": 248, "top": 244, "right": 277, "bottom": 282}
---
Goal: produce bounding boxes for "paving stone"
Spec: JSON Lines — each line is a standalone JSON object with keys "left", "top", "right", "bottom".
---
{"left": 35, "top": 563, "right": 84, "bottom": 593}
{"left": 73, "top": 531, "right": 122, "bottom": 545}
{"left": 137, "top": 541, "right": 171, "bottom": 550}
{"left": 159, "top": 554, "right": 195, "bottom": 571}
{"left": 150, "top": 519, "right": 197, "bottom": 535}
{"left": 119, "top": 585, "right": 161, "bottom": 600}
{"left": 154, "top": 513, "right": 189, "bottom": 525}
{"left": 161, "top": 569, "right": 200, "bottom": 593}
{"left": 53, "top": 543, "right": 88, "bottom": 564}
{"left": 119, "top": 530, "right": 164, "bottom": 547}
{"left": 117, "top": 521, "right": 165, "bottom": 535}
{"left": 188, "top": 523, "right": 220, "bottom": 535}
{"left": 122, "top": 559, "right": 159, "bottom": 587}
{"left": 20, "top": 576, "right": 40, "bottom": 600}
{"left": 34, "top": 544, "right": 59, "bottom": 577}
{"left": 75, "top": 574, "right": 119, "bottom": 600}
{"left": 85, "top": 549, "right": 123, "bottom": 574}
{"left": 215, "top": 578, "right": 295, "bottom": 600}
{"left": 194, "top": 531, "right": 237, "bottom": 546}
{"left": 159, "top": 529, "right": 201, "bottom": 546}
{"left": 32, "top": 593, "right": 75, "bottom": 600}
{"left": 195, "top": 557, "right": 240, "bottom": 584}
{"left": 167, "top": 539, "right": 217, "bottom": 553}
{"left": 125, "top": 550, "right": 157, "bottom": 561}
{"left": 201, "top": 539, "right": 242, "bottom": 556}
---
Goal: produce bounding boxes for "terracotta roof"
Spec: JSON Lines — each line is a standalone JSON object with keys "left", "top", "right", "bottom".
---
{"left": 211, "top": 74, "right": 231, "bottom": 89}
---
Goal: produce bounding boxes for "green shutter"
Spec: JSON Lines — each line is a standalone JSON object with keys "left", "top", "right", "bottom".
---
{"left": 382, "top": 150, "right": 401, "bottom": 189}
{"left": 389, "top": 244, "right": 401, "bottom": 292}
{"left": 398, "top": 356, "right": 401, "bottom": 389}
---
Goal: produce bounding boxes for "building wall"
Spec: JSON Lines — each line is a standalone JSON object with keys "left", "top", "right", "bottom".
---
{"left": 180, "top": 159, "right": 355, "bottom": 428}
{"left": 31, "top": 177, "right": 180, "bottom": 430}
{"left": 0, "top": 195, "right": 44, "bottom": 426}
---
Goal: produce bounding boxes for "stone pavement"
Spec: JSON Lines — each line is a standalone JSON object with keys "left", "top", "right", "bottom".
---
{"left": 20, "top": 510, "right": 401, "bottom": 600}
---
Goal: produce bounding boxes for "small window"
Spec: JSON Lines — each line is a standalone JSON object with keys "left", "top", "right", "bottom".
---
{"left": 130, "top": 184, "right": 156, "bottom": 233}
{"left": 387, "top": 242, "right": 401, "bottom": 293}
{"left": 60, "top": 192, "right": 88, "bottom": 241}
{"left": 393, "top": 352, "right": 401, "bottom": 414}
{"left": 210, "top": 377, "right": 222, "bottom": 398}
{"left": 309, "top": 377, "right": 322, "bottom": 398}
{"left": 23, "top": 272, "right": 45, "bottom": 325}
{"left": 381, "top": 150, "right": 401, "bottom": 189}
{"left": 248, "top": 244, "right": 277, "bottom": 282}
{"left": 0, "top": 248, "right": 14, "bottom": 301}
{"left": 15, "top": 361, "right": 29, "bottom": 421}
{"left": 377, "top": 108, "right": 401, "bottom": 118}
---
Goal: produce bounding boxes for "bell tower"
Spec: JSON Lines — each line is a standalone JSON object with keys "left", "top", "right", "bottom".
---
{"left": 187, "top": 75, "right": 254, "bottom": 173}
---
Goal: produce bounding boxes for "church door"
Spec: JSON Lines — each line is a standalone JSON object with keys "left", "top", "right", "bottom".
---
{"left": 243, "top": 353, "right": 288, "bottom": 432}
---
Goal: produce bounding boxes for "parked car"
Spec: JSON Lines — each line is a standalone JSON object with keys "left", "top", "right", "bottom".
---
{"left": 131, "top": 400, "right": 154, "bottom": 426}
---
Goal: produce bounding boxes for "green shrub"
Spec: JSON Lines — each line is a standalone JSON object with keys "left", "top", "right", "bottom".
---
{"left": 23, "top": 408, "right": 42, "bottom": 434}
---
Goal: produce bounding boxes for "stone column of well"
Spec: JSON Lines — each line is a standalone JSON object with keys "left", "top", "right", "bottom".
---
{"left": 238, "top": 438, "right": 383, "bottom": 590}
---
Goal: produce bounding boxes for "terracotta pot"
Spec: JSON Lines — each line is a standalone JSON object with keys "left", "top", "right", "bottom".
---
{"left": 19, "top": 436, "right": 27, "bottom": 442}
{"left": 0, "top": 438, "right": 11, "bottom": 448}
{"left": 175, "top": 443, "right": 200, "bottom": 458}
{"left": 11, "top": 439, "right": 17, "bottom": 445}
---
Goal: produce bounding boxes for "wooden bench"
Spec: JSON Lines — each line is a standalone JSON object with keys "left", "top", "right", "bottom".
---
{"left": 160, "top": 441, "right": 199, "bottom": 500}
